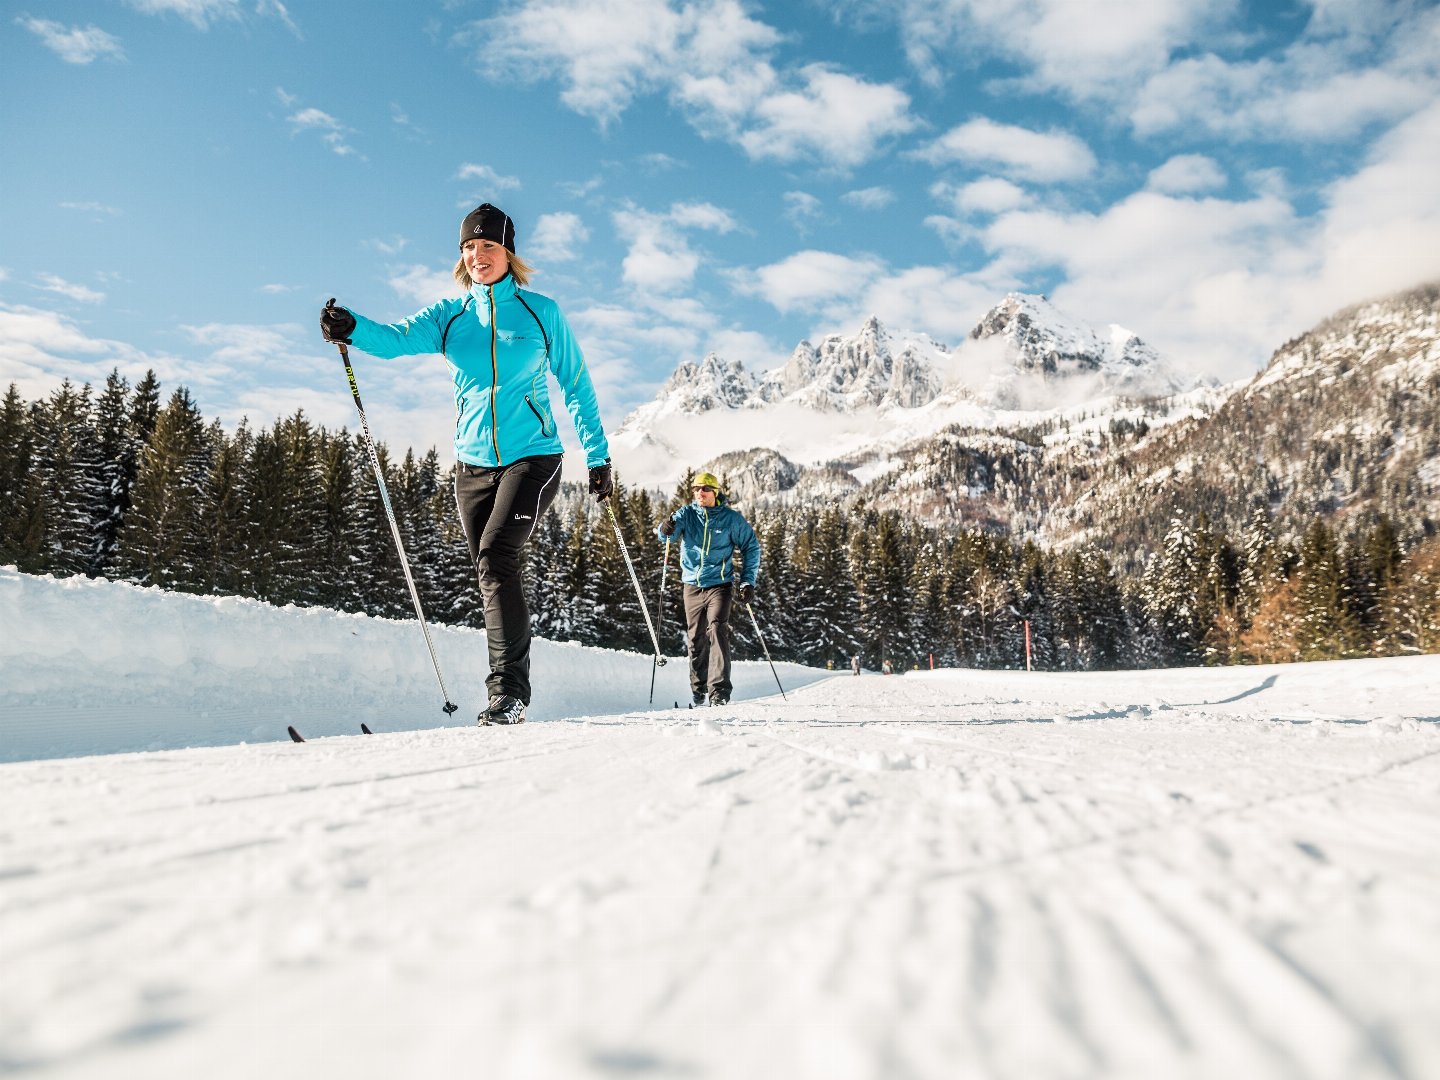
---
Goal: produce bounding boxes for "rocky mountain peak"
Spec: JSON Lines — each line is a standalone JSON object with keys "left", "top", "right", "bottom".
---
{"left": 658, "top": 352, "right": 756, "bottom": 413}
{"left": 969, "top": 292, "right": 1181, "bottom": 399}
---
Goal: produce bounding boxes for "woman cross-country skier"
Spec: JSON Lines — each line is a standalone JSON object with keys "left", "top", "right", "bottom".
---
{"left": 657, "top": 471, "right": 760, "bottom": 707}
{"left": 322, "top": 203, "right": 613, "bottom": 726}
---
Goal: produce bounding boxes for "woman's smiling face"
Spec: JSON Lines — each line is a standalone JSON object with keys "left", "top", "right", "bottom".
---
{"left": 462, "top": 238, "right": 510, "bottom": 285}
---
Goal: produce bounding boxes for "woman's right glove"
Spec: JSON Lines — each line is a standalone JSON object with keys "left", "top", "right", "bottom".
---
{"left": 321, "top": 298, "right": 356, "bottom": 344}
{"left": 588, "top": 461, "right": 614, "bottom": 501}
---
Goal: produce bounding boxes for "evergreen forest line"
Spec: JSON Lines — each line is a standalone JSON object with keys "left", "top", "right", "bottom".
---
{"left": 3, "top": 373, "right": 1437, "bottom": 672}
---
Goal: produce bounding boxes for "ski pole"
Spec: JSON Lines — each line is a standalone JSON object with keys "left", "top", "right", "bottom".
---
{"left": 604, "top": 498, "right": 666, "bottom": 668}
{"left": 745, "top": 602, "right": 787, "bottom": 700}
{"left": 650, "top": 537, "right": 671, "bottom": 704}
{"left": 333, "top": 326, "right": 458, "bottom": 716}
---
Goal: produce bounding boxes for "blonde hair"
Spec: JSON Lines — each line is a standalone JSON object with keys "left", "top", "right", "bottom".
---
{"left": 453, "top": 250, "right": 534, "bottom": 291}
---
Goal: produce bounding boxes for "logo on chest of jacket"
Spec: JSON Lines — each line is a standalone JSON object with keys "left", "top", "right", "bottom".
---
{"left": 513, "top": 513, "right": 533, "bottom": 521}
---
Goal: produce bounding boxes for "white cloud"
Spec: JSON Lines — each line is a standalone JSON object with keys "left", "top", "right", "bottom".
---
{"left": 1130, "top": 5, "right": 1440, "bottom": 141}
{"left": 854, "top": 0, "right": 1235, "bottom": 96}
{"left": 922, "top": 215, "right": 973, "bottom": 248}
{"left": 59, "top": 201, "right": 123, "bottom": 217}
{"left": 916, "top": 119, "right": 1096, "bottom": 183}
{"left": 528, "top": 212, "right": 590, "bottom": 263}
{"left": 784, "top": 192, "right": 823, "bottom": 232}
{"left": 390, "top": 103, "right": 428, "bottom": 142}
{"left": 934, "top": 177, "right": 1031, "bottom": 215}
{"left": 279, "top": 91, "right": 360, "bottom": 157}
{"left": 455, "top": 163, "right": 521, "bottom": 191}
{"left": 854, "top": 265, "right": 1003, "bottom": 343}
{"left": 668, "top": 203, "right": 737, "bottom": 232}
{"left": 17, "top": 17, "right": 125, "bottom": 63}
{"left": 125, "top": 0, "right": 243, "bottom": 31}
{"left": 615, "top": 210, "right": 700, "bottom": 293}
{"left": 259, "top": 283, "right": 295, "bottom": 294}
{"left": 1309, "top": 97, "right": 1440, "bottom": 317}
{"left": 612, "top": 202, "right": 737, "bottom": 294}
{"left": 387, "top": 265, "right": 461, "bottom": 309}
{"left": 0, "top": 304, "right": 185, "bottom": 400}
{"left": 462, "top": 0, "right": 912, "bottom": 168}
{"left": 732, "top": 249, "right": 886, "bottom": 315}
{"left": 1146, "top": 154, "right": 1227, "bottom": 195}
{"left": 842, "top": 187, "right": 895, "bottom": 210}
{"left": 36, "top": 274, "right": 105, "bottom": 304}
{"left": 734, "top": 65, "right": 916, "bottom": 168}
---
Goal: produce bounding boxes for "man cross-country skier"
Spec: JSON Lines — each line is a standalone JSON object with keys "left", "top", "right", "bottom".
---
{"left": 657, "top": 472, "right": 760, "bottom": 707}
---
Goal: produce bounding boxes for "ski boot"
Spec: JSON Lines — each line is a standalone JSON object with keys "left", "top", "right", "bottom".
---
{"left": 479, "top": 694, "right": 527, "bottom": 726}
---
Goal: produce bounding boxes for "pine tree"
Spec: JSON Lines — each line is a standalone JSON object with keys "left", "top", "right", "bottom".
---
{"left": 30, "top": 381, "right": 105, "bottom": 577}
{"left": 0, "top": 385, "right": 42, "bottom": 569}
{"left": 1295, "top": 518, "right": 1361, "bottom": 659}
{"left": 90, "top": 370, "right": 133, "bottom": 577}
{"left": 202, "top": 419, "right": 248, "bottom": 596}
{"left": 1143, "top": 516, "right": 1209, "bottom": 666}
{"left": 120, "top": 387, "right": 212, "bottom": 589}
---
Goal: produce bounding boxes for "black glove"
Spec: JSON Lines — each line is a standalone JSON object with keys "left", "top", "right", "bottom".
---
{"left": 588, "top": 461, "right": 613, "bottom": 501}
{"left": 321, "top": 298, "right": 356, "bottom": 344}
{"left": 738, "top": 583, "right": 754, "bottom": 605}
{"left": 658, "top": 516, "right": 677, "bottom": 537}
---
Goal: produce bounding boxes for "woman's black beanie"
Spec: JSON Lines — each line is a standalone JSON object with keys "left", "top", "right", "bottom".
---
{"left": 459, "top": 203, "right": 515, "bottom": 252}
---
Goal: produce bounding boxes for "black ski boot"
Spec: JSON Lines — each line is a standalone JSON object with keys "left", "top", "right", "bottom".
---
{"left": 479, "top": 694, "right": 527, "bottom": 726}
{"left": 708, "top": 691, "right": 730, "bottom": 707}
{"left": 692, "top": 690, "right": 707, "bottom": 707}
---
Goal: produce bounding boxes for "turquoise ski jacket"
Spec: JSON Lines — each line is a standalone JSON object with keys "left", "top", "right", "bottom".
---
{"left": 347, "top": 274, "right": 609, "bottom": 469}
{"left": 659, "top": 498, "right": 761, "bottom": 589}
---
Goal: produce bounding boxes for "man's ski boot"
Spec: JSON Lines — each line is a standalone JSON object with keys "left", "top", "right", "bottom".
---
{"left": 479, "top": 693, "right": 527, "bottom": 726}
{"left": 708, "top": 691, "right": 730, "bottom": 707}
{"left": 691, "top": 690, "right": 707, "bottom": 708}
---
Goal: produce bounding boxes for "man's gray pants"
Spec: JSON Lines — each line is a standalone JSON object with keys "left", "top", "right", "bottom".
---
{"left": 683, "top": 583, "right": 734, "bottom": 701}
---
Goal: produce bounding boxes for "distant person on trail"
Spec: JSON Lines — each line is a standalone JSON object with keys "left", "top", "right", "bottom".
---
{"left": 657, "top": 471, "right": 760, "bottom": 707}
{"left": 851, "top": 654, "right": 861, "bottom": 676}
{"left": 321, "top": 203, "right": 613, "bottom": 728}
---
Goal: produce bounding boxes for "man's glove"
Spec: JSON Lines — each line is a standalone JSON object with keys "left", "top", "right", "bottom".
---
{"left": 588, "top": 461, "right": 614, "bottom": 501}
{"left": 658, "top": 516, "right": 677, "bottom": 537}
{"left": 738, "top": 583, "right": 754, "bottom": 606}
{"left": 321, "top": 298, "right": 356, "bottom": 344}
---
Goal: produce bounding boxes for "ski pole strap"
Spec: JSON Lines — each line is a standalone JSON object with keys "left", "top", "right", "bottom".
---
{"left": 606, "top": 500, "right": 666, "bottom": 664}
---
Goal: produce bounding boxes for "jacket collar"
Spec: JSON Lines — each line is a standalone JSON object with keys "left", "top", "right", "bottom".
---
{"left": 471, "top": 272, "right": 519, "bottom": 304}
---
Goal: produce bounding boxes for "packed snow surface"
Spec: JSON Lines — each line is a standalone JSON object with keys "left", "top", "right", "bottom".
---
{"left": 3, "top": 569, "right": 1439, "bottom": 1079}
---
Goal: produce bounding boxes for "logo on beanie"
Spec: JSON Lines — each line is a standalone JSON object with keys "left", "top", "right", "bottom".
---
{"left": 472, "top": 225, "right": 482, "bottom": 236}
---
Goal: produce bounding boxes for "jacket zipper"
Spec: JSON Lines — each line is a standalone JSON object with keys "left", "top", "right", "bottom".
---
{"left": 486, "top": 287, "right": 501, "bottom": 464}
{"left": 524, "top": 395, "right": 551, "bottom": 437}
{"left": 700, "top": 507, "right": 711, "bottom": 584}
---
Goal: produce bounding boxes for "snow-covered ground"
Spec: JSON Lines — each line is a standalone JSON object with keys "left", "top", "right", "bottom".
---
{"left": 3, "top": 569, "right": 1439, "bottom": 1079}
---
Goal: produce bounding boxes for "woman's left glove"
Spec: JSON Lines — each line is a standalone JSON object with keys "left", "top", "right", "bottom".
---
{"left": 738, "top": 583, "right": 755, "bottom": 605}
{"left": 321, "top": 299, "right": 356, "bottom": 344}
{"left": 588, "top": 461, "right": 614, "bottom": 501}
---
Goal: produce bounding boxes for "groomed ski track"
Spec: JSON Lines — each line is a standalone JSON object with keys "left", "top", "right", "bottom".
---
{"left": 4, "top": 660, "right": 1440, "bottom": 1080}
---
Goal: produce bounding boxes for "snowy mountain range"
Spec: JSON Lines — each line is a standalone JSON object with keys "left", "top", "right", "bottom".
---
{"left": 611, "top": 284, "right": 1440, "bottom": 558}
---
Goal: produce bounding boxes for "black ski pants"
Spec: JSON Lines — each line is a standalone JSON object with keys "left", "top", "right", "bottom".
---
{"left": 454, "top": 454, "right": 563, "bottom": 704}
{"left": 683, "top": 583, "right": 735, "bottom": 700}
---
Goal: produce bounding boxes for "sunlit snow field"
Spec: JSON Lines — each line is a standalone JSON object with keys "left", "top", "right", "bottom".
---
{"left": 2, "top": 568, "right": 1439, "bottom": 1080}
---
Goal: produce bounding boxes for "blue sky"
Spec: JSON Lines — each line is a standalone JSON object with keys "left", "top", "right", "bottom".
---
{"left": 3, "top": 0, "right": 1439, "bottom": 460}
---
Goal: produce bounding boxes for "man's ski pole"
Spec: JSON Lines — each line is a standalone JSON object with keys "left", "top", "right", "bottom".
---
{"left": 745, "top": 602, "right": 787, "bottom": 700}
{"left": 650, "top": 537, "right": 671, "bottom": 704}
{"left": 604, "top": 499, "right": 666, "bottom": 670}
{"left": 333, "top": 324, "right": 458, "bottom": 716}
